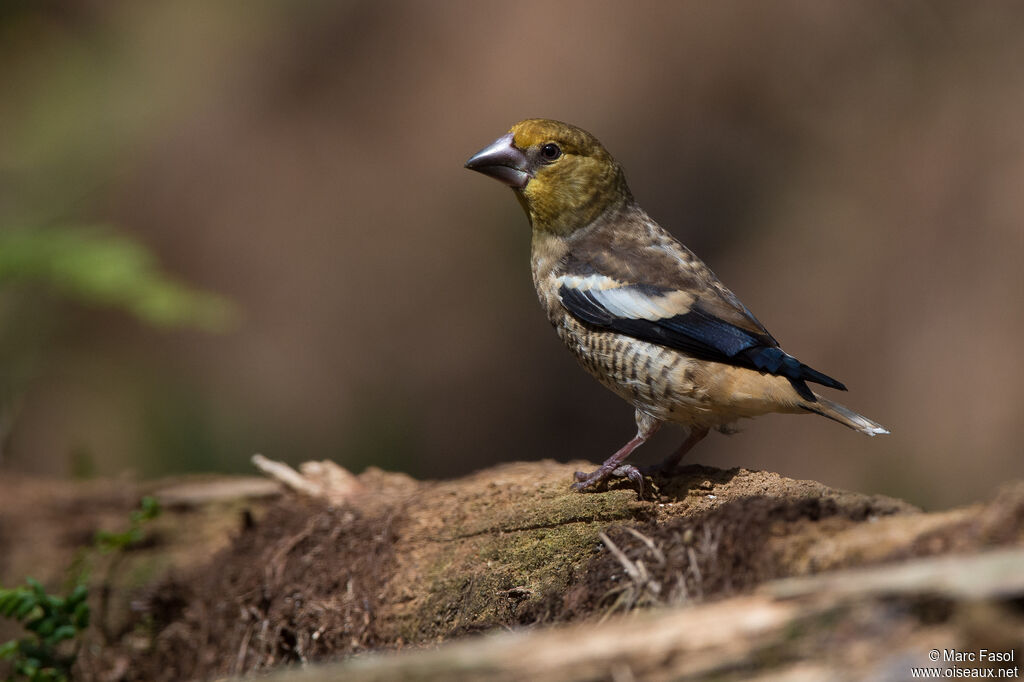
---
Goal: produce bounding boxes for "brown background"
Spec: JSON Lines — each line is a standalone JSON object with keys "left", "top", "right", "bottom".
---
{"left": 2, "top": 1, "right": 1022, "bottom": 509}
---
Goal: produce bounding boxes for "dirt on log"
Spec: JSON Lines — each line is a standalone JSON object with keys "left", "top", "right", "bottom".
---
{"left": 1, "top": 460, "right": 1022, "bottom": 681}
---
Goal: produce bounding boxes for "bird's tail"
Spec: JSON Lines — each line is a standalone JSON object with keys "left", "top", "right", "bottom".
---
{"left": 801, "top": 394, "right": 889, "bottom": 436}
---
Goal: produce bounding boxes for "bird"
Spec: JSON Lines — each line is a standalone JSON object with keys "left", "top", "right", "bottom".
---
{"left": 464, "top": 119, "right": 888, "bottom": 493}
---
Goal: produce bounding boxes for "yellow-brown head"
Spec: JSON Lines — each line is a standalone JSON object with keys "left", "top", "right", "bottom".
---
{"left": 465, "top": 119, "right": 632, "bottom": 234}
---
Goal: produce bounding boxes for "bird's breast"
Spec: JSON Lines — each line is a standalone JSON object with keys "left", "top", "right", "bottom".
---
{"left": 530, "top": 233, "right": 572, "bottom": 320}
{"left": 552, "top": 312, "right": 717, "bottom": 423}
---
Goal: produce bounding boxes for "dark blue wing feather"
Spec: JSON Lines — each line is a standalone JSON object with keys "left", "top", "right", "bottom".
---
{"left": 558, "top": 285, "right": 846, "bottom": 400}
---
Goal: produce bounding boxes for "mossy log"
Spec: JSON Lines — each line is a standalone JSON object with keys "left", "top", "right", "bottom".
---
{"left": 0, "top": 460, "right": 1021, "bottom": 681}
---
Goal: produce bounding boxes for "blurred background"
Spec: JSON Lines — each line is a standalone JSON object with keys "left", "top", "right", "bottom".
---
{"left": 1, "top": 0, "right": 1021, "bottom": 510}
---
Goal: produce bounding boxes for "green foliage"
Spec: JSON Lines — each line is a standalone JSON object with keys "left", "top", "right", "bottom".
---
{"left": 0, "top": 226, "right": 236, "bottom": 331}
{"left": 93, "top": 496, "right": 161, "bottom": 553}
{"left": 0, "top": 580, "right": 89, "bottom": 682}
{"left": 0, "top": 226, "right": 237, "bottom": 461}
{"left": 0, "top": 496, "right": 163, "bottom": 681}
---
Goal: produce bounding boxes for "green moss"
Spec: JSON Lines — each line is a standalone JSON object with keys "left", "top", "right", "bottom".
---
{"left": 406, "top": 487, "right": 649, "bottom": 639}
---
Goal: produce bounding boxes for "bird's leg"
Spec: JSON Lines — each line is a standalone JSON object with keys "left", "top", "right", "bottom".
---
{"left": 639, "top": 426, "right": 709, "bottom": 476}
{"left": 572, "top": 410, "right": 661, "bottom": 492}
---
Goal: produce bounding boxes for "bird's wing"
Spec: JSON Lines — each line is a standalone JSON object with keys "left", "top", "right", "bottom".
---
{"left": 556, "top": 236, "right": 846, "bottom": 399}
{"left": 557, "top": 273, "right": 773, "bottom": 362}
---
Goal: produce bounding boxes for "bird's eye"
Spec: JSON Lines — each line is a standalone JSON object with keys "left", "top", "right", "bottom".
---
{"left": 540, "top": 143, "right": 562, "bottom": 161}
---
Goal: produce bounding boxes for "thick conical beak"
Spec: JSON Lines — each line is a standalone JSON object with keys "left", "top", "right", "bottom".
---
{"left": 464, "top": 132, "right": 531, "bottom": 189}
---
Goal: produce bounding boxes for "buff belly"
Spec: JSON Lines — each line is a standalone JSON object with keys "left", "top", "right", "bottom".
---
{"left": 555, "top": 316, "right": 804, "bottom": 428}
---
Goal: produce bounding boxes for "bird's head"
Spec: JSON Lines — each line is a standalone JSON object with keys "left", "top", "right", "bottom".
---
{"left": 465, "top": 119, "right": 632, "bottom": 234}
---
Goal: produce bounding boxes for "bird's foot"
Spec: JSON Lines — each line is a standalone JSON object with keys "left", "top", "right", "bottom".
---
{"left": 572, "top": 464, "right": 645, "bottom": 496}
{"left": 571, "top": 468, "right": 604, "bottom": 491}
{"left": 613, "top": 465, "right": 645, "bottom": 496}
{"left": 571, "top": 416, "right": 662, "bottom": 495}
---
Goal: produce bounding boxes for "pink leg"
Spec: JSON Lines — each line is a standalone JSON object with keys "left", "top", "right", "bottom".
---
{"left": 643, "top": 426, "right": 709, "bottom": 474}
{"left": 572, "top": 411, "right": 661, "bottom": 492}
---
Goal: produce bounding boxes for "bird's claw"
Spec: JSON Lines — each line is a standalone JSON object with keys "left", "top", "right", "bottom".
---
{"left": 571, "top": 470, "right": 604, "bottom": 491}
{"left": 571, "top": 465, "right": 645, "bottom": 496}
{"left": 612, "top": 464, "right": 644, "bottom": 497}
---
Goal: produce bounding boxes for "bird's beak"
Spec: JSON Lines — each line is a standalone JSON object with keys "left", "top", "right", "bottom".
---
{"left": 464, "top": 132, "right": 531, "bottom": 189}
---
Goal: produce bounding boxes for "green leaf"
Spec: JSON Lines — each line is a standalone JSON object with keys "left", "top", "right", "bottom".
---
{"left": 0, "top": 589, "right": 20, "bottom": 615}
{"left": 0, "top": 226, "right": 238, "bottom": 332}
{"left": 50, "top": 625, "right": 77, "bottom": 643}
{"left": 18, "top": 657, "right": 39, "bottom": 676}
{"left": 14, "top": 596, "right": 39, "bottom": 620}
{"left": 72, "top": 602, "right": 90, "bottom": 629}
{"left": 33, "top": 618, "right": 56, "bottom": 638}
{"left": 136, "top": 496, "right": 161, "bottom": 521}
{"left": 0, "top": 639, "right": 19, "bottom": 659}
{"left": 94, "top": 529, "right": 131, "bottom": 552}
{"left": 67, "top": 585, "right": 88, "bottom": 606}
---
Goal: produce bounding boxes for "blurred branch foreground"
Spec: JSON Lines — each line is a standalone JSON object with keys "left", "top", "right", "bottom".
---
{"left": 2, "top": 460, "right": 1022, "bottom": 681}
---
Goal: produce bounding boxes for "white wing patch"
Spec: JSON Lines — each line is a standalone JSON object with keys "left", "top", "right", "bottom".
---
{"left": 557, "top": 274, "right": 696, "bottom": 321}
{"left": 558, "top": 274, "right": 622, "bottom": 291}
